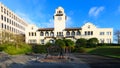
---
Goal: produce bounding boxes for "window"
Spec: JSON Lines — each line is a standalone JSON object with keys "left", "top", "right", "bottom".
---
{"left": 4, "top": 16, "right": 6, "bottom": 22}
{"left": 100, "top": 39, "right": 104, "bottom": 43}
{"left": 71, "top": 31, "right": 75, "bottom": 36}
{"left": 29, "top": 32, "right": 30, "bottom": 36}
{"left": 1, "top": 15, "right": 3, "bottom": 20}
{"left": 1, "top": 6, "right": 3, "bottom": 12}
{"left": 40, "top": 32, "right": 44, "bottom": 36}
{"left": 107, "top": 32, "right": 111, "bottom": 35}
{"left": 4, "top": 8, "right": 6, "bottom": 14}
{"left": 91, "top": 31, "right": 93, "bottom": 35}
{"left": 58, "top": 32, "right": 63, "bottom": 36}
{"left": 7, "top": 18, "right": 9, "bottom": 23}
{"left": 88, "top": 25, "right": 90, "bottom": 29}
{"left": 106, "top": 39, "right": 111, "bottom": 43}
{"left": 100, "top": 32, "right": 104, "bottom": 35}
{"left": 5, "top": 24, "right": 6, "bottom": 29}
{"left": 88, "top": 31, "right": 90, "bottom": 35}
{"left": 50, "top": 32, "right": 54, "bottom": 36}
{"left": 35, "top": 32, "right": 36, "bottom": 36}
{"left": 45, "top": 31, "right": 49, "bottom": 36}
{"left": 12, "top": 21, "right": 13, "bottom": 25}
{"left": 76, "top": 31, "right": 81, "bottom": 35}
{"left": 66, "top": 31, "right": 70, "bottom": 36}
{"left": 57, "top": 10, "right": 62, "bottom": 14}
{"left": 7, "top": 11, "right": 8, "bottom": 15}
{"left": 1, "top": 23, "right": 3, "bottom": 28}
{"left": 29, "top": 39, "right": 36, "bottom": 44}
{"left": 9, "top": 19, "right": 11, "bottom": 24}
{"left": 32, "top": 32, "right": 34, "bottom": 36}
{"left": 85, "top": 31, "right": 87, "bottom": 35}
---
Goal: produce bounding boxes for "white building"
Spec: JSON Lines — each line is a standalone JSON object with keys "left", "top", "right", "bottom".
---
{"left": 25, "top": 6, "right": 113, "bottom": 44}
{"left": 0, "top": 2, "right": 28, "bottom": 35}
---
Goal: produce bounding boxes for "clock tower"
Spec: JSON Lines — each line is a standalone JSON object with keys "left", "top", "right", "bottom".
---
{"left": 54, "top": 6, "right": 67, "bottom": 37}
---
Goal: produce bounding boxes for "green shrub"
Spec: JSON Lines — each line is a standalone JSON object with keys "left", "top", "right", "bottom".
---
{"left": 76, "top": 38, "right": 87, "bottom": 47}
{"left": 87, "top": 38, "right": 99, "bottom": 48}
{"left": 32, "top": 45, "right": 47, "bottom": 53}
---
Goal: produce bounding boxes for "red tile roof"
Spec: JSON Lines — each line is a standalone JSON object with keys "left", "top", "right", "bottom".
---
{"left": 64, "top": 28, "right": 82, "bottom": 31}
{"left": 37, "top": 28, "right": 54, "bottom": 31}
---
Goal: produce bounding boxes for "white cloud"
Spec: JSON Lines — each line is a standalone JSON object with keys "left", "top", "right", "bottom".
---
{"left": 15, "top": 11, "right": 34, "bottom": 24}
{"left": 89, "top": 6, "right": 104, "bottom": 17}
{"left": 39, "top": 19, "right": 54, "bottom": 28}
{"left": 66, "top": 16, "right": 74, "bottom": 27}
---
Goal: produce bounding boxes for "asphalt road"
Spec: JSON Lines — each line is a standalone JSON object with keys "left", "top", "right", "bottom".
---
{"left": 74, "top": 53, "right": 120, "bottom": 68}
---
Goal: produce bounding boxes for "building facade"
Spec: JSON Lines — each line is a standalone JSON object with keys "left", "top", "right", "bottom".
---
{"left": 25, "top": 7, "right": 113, "bottom": 44}
{"left": 0, "top": 2, "right": 28, "bottom": 35}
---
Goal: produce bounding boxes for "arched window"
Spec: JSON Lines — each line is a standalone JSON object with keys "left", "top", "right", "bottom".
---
{"left": 40, "top": 31, "right": 44, "bottom": 36}
{"left": 66, "top": 31, "right": 70, "bottom": 36}
{"left": 50, "top": 32, "right": 54, "bottom": 36}
{"left": 76, "top": 31, "right": 81, "bottom": 35}
{"left": 45, "top": 31, "right": 49, "bottom": 36}
{"left": 59, "top": 10, "right": 62, "bottom": 13}
{"left": 71, "top": 31, "right": 75, "bottom": 36}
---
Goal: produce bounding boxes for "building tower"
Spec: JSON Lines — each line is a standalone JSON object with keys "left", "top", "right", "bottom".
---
{"left": 54, "top": 6, "right": 67, "bottom": 37}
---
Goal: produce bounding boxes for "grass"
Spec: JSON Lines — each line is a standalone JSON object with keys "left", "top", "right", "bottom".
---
{"left": 85, "top": 46, "right": 120, "bottom": 58}
{"left": 0, "top": 43, "right": 32, "bottom": 55}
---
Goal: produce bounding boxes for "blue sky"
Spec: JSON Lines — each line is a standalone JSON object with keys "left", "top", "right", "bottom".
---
{"left": 0, "top": 0, "right": 120, "bottom": 30}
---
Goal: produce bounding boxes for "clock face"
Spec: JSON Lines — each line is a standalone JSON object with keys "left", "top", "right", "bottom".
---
{"left": 58, "top": 16, "right": 62, "bottom": 20}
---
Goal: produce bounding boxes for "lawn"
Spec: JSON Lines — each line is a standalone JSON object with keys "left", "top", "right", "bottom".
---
{"left": 85, "top": 46, "right": 120, "bottom": 58}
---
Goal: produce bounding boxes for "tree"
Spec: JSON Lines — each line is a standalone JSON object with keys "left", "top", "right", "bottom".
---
{"left": 55, "top": 39, "right": 66, "bottom": 49}
{"left": 114, "top": 30, "right": 120, "bottom": 44}
{"left": 11, "top": 34, "right": 25, "bottom": 49}
{"left": 76, "top": 38, "right": 87, "bottom": 47}
{"left": 63, "top": 39, "right": 75, "bottom": 53}
{"left": 87, "top": 38, "right": 99, "bottom": 47}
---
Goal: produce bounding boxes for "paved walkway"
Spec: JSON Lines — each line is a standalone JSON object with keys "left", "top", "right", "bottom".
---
{"left": 0, "top": 54, "right": 90, "bottom": 68}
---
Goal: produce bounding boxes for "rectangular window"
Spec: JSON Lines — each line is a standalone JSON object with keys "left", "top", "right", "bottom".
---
{"left": 1, "top": 23, "right": 3, "bottom": 28}
{"left": 35, "top": 32, "right": 36, "bottom": 36}
{"left": 5, "top": 24, "right": 6, "bottom": 29}
{"left": 4, "top": 8, "right": 6, "bottom": 14}
{"left": 100, "top": 39, "right": 104, "bottom": 43}
{"left": 91, "top": 31, "right": 93, "bottom": 35}
{"left": 1, "top": 6, "right": 3, "bottom": 12}
{"left": 85, "top": 31, "right": 87, "bottom": 35}
{"left": 29, "top": 32, "right": 30, "bottom": 36}
{"left": 100, "top": 32, "right": 104, "bottom": 35}
{"left": 88, "top": 31, "right": 90, "bottom": 35}
{"left": 107, "top": 32, "right": 111, "bottom": 35}
{"left": 7, "top": 11, "right": 8, "bottom": 15}
{"left": 4, "top": 16, "right": 6, "bottom": 22}
{"left": 1, "top": 15, "right": 3, "bottom": 20}
{"left": 7, "top": 18, "right": 9, "bottom": 23}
